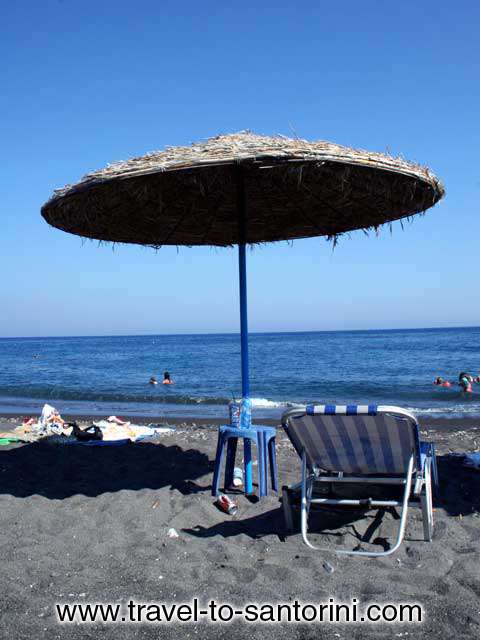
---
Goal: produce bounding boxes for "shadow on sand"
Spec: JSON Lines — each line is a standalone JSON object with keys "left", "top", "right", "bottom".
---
{"left": 0, "top": 440, "right": 211, "bottom": 499}
{"left": 437, "top": 453, "right": 480, "bottom": 516}
{"left": 184, "top": 505, "right": 394, "bottom": 550}
{"left": 185, "top": 454, "right": 480, "bottom": 551}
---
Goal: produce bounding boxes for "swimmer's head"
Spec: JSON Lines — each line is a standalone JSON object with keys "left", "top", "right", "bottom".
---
{"left": 163, "top": 371, "right": 170, "bottom": 381}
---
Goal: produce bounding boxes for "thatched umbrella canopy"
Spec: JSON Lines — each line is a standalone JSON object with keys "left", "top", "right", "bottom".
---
{"left": 41, "top": 131, "right": 444, "bottom": 495}
{"left": 41, "top": 132, "right": 444, "bottom": 247}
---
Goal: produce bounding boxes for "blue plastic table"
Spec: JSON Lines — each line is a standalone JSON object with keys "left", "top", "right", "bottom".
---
{"left": 212, "top": 424, "right": 278, "bottom": 497}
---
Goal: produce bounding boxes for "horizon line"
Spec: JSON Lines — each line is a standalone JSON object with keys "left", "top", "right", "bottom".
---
{"left": 1, "top": 324, "right": 479, "bottom": 340}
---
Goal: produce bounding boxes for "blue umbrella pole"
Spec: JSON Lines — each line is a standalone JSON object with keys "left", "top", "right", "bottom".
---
{"left": 238, "top": 242, "right": 250, "bottom": 399}
{"left": 236, "top": 163, "right": 253, "bottom": 494}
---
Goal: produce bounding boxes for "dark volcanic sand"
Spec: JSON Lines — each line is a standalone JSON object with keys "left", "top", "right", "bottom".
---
{"left": 0, "top": 417, "right": 479, "bottom": 639}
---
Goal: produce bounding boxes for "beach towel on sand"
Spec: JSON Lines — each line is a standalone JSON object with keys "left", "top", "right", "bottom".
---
{"left": 92, "top": 421, "right": 173, "bottom": 442}
{"left": 19, "top": 404, "right": 66, "bottom": 437}
{"left": 69, "top": 438, "right": 131, "bottom": 447}
{"left": 0, "top": 437, "right": 22, "bottom": 445}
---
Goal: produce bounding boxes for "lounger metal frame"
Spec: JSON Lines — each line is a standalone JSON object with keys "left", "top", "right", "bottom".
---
{"left": 282, "top": 405, "right": 435, "bottom": 557}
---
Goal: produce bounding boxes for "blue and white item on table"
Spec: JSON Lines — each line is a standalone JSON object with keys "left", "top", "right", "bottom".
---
{"left": 228, "top": 400, "right": 241, "bottom": 427}
{"left": 240, "top": 397, "right": 252, "bottom": 429}
{"left": 233, "top": 467, "right": 244, "bottom": 487}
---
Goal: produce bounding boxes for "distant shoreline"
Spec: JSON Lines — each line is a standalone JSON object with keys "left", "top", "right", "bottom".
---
{"left": 0, "top": 413, "right": 478, "bottom": 432}
{"left": 0, "top": 414, "right": 272, "bottom": 428}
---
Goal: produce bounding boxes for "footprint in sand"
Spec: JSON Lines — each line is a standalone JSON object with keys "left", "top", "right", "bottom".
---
{"left": 432, "top": 578, "right": 450, "bottom": 595}
{"left": 258, "top": 563, "right": 294, "bottom": 583}
{"left": 405, "top": 546, "right": 422, "bottom": 561}
{"left": 434, "top": 520, "right": 447, "bottom": 540}
{"left": 361, "top": 582, "right": 386, "bottom": 597}
{"left": 461, "top": 524, "right": 480, "bottom": 542}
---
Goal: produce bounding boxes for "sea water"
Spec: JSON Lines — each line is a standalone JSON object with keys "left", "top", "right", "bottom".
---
{"left": 0, "top": 327, "right": 479, "bottom": 421}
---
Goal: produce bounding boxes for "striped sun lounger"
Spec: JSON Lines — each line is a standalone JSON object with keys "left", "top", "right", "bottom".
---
{"left": 282, "top": 405, "right": 437, "bottom": 557}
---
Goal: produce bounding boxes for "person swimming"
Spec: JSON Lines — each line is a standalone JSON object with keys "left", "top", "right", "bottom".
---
{"left": 459, "top": 372, "right": 473, "bottom": 393}
{"left": 162, "top": 370, "right": 174, "bottom": 385}
{"left": 433, "top": 376, "right": 451, "bottom": 388}
{"left": 149, "top": 376, "right": 158, "bottom": 385}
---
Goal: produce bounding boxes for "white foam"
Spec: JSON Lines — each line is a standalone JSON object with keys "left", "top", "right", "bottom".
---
{"left": 249, "top": 397, "right": 304, "bottom": 409}
{"left": 250, "top": 397, "right": 284, "bottom": 408}
{"left": 405, "top": 405, "right": 480, "bottom": 418}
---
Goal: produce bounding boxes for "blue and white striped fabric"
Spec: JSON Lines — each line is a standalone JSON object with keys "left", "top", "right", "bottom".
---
{"left": 284, "top": 405, "right": 420, "bottom": 475}
{"left": 306, "top": 405, "right": 378, "bottom": 416}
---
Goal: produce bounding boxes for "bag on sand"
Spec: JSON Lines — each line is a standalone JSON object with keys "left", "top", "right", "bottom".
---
{"left": 70, "top": 422, "right": 103, "bottom": 442}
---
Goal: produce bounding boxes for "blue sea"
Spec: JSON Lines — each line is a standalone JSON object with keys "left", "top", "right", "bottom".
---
{"left": 0, "top": 327, "right": 480, "bottom": 421}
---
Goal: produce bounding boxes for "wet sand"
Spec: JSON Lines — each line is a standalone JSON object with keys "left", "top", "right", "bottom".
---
{"left": 2, "top": 412, "right": 480, "bottom": 430}
{"left": 0, "top": 417, "right": 479, "bottom": 639}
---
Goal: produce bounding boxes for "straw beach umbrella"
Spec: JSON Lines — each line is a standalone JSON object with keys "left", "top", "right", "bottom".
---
{"left": 41, "top": 132, "right": 444, "bottom": 490}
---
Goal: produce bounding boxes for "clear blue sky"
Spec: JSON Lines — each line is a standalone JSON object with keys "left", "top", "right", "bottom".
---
{"left": 1, "top": 0, "right": 479, "bottom": 337}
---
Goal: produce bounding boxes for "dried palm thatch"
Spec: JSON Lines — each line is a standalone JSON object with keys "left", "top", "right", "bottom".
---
{"left": 41, "top": 132, "right": 444, "bottom": 247}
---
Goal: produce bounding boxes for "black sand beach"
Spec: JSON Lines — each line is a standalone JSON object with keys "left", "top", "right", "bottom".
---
{"left": 1, "top": 416, "right": 479, "bottom": 639}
